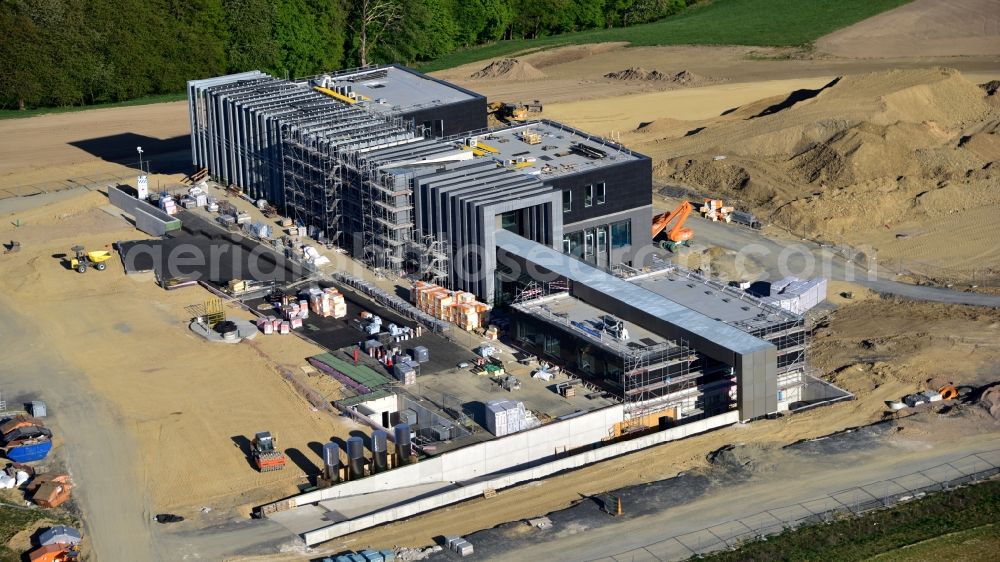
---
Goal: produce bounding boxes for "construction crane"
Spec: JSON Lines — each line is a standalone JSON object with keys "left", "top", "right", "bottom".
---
{"left": 251, "top": 431, "right": 286, "bottom": 472}
{"left": 651, "top": 202, "right": 694, "bottom": 251}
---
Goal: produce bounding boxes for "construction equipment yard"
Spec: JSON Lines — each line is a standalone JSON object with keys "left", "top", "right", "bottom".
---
{"left": 1, "top": 2, "right": 999, "bottom": 561}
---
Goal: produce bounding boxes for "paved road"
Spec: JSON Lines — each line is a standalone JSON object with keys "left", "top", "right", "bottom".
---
{"left": 490, "top": 431, "right": 1000, "bottom": 562}
{"left": 654, "top": 197, "right": 1000, "bottom": 308}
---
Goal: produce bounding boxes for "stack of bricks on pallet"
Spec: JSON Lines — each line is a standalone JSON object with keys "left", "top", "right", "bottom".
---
{"left": 445, "top": 536, "right": 474, "bottom": 557}
{"left": 411, "top": 281, "right": 490, "bottom": 331}
{"left": 305, "top": 286, "right": 347, "bottom": 318}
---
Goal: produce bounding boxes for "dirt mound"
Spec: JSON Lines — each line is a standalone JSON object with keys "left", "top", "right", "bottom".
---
{"left": 707, "top": 443, "right": 778, "bottom": 475}
{"left": 605, "top": 67, "right": 665, "bottom": 81}
{"left": 470, "top": 59, "right": 546, "bottom": 80}
{"left": 980, "top": 385, "right": 1000, "bottom": 420}
{"left": 605, "top": 68, "right": 709, "bottom": 86}
{"left": 641, "top": 68, "right": 1000, "bottom": 263}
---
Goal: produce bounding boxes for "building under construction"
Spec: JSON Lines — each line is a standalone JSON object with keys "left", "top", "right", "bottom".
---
{"left": 188, "top": 65, "right": 651, "bottom": 290}
{"left": 498, "top": 234, "right": 814, "bottom": 423}
{"left": 187, "top": 64, "right": 826, "bottom": 425}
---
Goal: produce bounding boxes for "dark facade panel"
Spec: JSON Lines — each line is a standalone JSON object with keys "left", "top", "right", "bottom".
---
{"left": 556, "top": 156, "right": 652, "bottom": 225}
{"left": 402, "top": 97, "right": 487, "bottom": 138}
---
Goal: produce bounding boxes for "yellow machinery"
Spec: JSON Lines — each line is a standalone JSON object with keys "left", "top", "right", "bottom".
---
{"left": 313, "top": 86, "right": 357, "bottom": 105}
{"left": 488, "top": 101, "right": 529, "bottom": 123}
{"left": 69, "top": 245, "right": 112, "bottom": 273}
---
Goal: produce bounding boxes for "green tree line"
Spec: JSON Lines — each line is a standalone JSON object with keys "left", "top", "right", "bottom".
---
{"left": 0, "top": 0, "right": 695, "bottom": 110}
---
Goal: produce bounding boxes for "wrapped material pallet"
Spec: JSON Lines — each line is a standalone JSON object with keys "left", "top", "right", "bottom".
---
{"left": 393, "top": 361, "right": 416, "bottom": 385}
{"left": 411, "top": 281, "right": 491, "bottom": 331}
{"left": 484, "top": 399, "right": 525, "bottom": 437}
{"left": 310, "top": 287, "right": 347, "bottom": 318}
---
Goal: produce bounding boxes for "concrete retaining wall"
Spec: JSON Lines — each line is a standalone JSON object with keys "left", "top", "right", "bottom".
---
{"left": 291, "top": 404, "right": 625, "bottom": 505}
{"left": 300, "top": 410, "right": 738, "bottom": 545}
{"left": 109, "top": 186, "right": 180, "bottom": 236}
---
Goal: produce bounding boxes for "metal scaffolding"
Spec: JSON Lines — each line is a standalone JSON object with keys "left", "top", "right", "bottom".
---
{"left": 620, "top": 338, "right": 697, "bottom": 431}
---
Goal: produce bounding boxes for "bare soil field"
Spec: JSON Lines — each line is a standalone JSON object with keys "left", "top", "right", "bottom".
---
{"left": 633, "top": 68, "right": 1000, "bottom": 275}
{"left": 0, "top": 101, "right": 190, "bottom": 192}
{"left": 816, "top": 0, "right": 1000, "bottom": 58}
{"left": 0, "top": 190, "right": 362, "bottom": 518}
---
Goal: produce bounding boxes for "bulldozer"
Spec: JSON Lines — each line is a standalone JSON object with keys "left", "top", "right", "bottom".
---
{"left": 488, "top": 100, "right": 541, "bottom": 124}
{"left": 69, "top": 245, "right": 112, "bottom": 274}
{"left": 251, "top": 431, "right": 286, "bottom": 472}
{"left": 651, "top": 201, "right": 694, "bottom": 251}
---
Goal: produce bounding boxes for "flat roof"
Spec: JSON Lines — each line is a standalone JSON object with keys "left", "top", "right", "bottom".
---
{"left": 304, "top": 65, "right": 478, "bottom": 116}
{"left": 513, "top": 293, "right": 677, "bottom": 356}
{"left": 462, "top": 121, "right": 642, "bottom": 179}
{"left": 495, "top": 230, "right": 773, "bottom": 356}
{"left": 627, "top": 268, "right": 801, "bottom": 332}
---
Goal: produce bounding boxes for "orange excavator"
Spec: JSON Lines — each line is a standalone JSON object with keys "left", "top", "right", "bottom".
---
{"left": 651, "top": 201, "right": 694, "bottom": 251}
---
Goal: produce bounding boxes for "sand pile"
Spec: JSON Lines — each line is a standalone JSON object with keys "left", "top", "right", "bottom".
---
{"left": 605, "top": 67, "right": 665, "bottom": 81}
{"left": 605, "top": 68, "right": 708, "bottom": 85}
{"left": 979, "top": 385, "right": 1000, "bottom": 420}
{"left": 470, "top": 59, "right": 546, "bottom": 80}
{"left": 639, "top": 68, "right": 1000, "bottom": 269}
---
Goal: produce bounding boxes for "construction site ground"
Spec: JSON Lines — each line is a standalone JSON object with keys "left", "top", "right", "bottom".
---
{"left": 0, "top": 189, "right": 375, "bottom": 559}
{"left": 0, "top": 2, "right": 998, "bottom": 559}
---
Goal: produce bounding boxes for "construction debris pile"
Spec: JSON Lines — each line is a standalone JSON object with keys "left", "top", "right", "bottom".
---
{"left": 1, "top": 414, "right": 52, "bottom": 463}
{"left": 411, "top": 281, "right": 490, "bottom": 332}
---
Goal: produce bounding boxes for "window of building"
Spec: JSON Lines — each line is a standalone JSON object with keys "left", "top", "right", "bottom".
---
{"left": 596, "top": 182, "right": 606, "bottom": 205}
{"left": 565, "top": 231, "right": 584, "bottom": 258}
{"left": 517, "top": 320, "right": 541, "bottom": 346}
{"left": 500, "top": 210, "right": 519, "bottom": 234}
{"left": 584, "top": 229, "right": 595, "bottom": 259}
{"left": 544, "top": 334, "right": 560, "bottom": 357}
{"left": 562, "top": 190, "right": 572, "bottom": 213}
{"left": 579, "top": 349, "right": 598, "bottom": 375}
{"left": 611, "top": 219, "right": 631, "bottom": 249}
{"left": 584, "top": 184, "right": 593, "bottom": 207}
{"left": 597, "top": 226, "right": 607, "bottom": 252}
